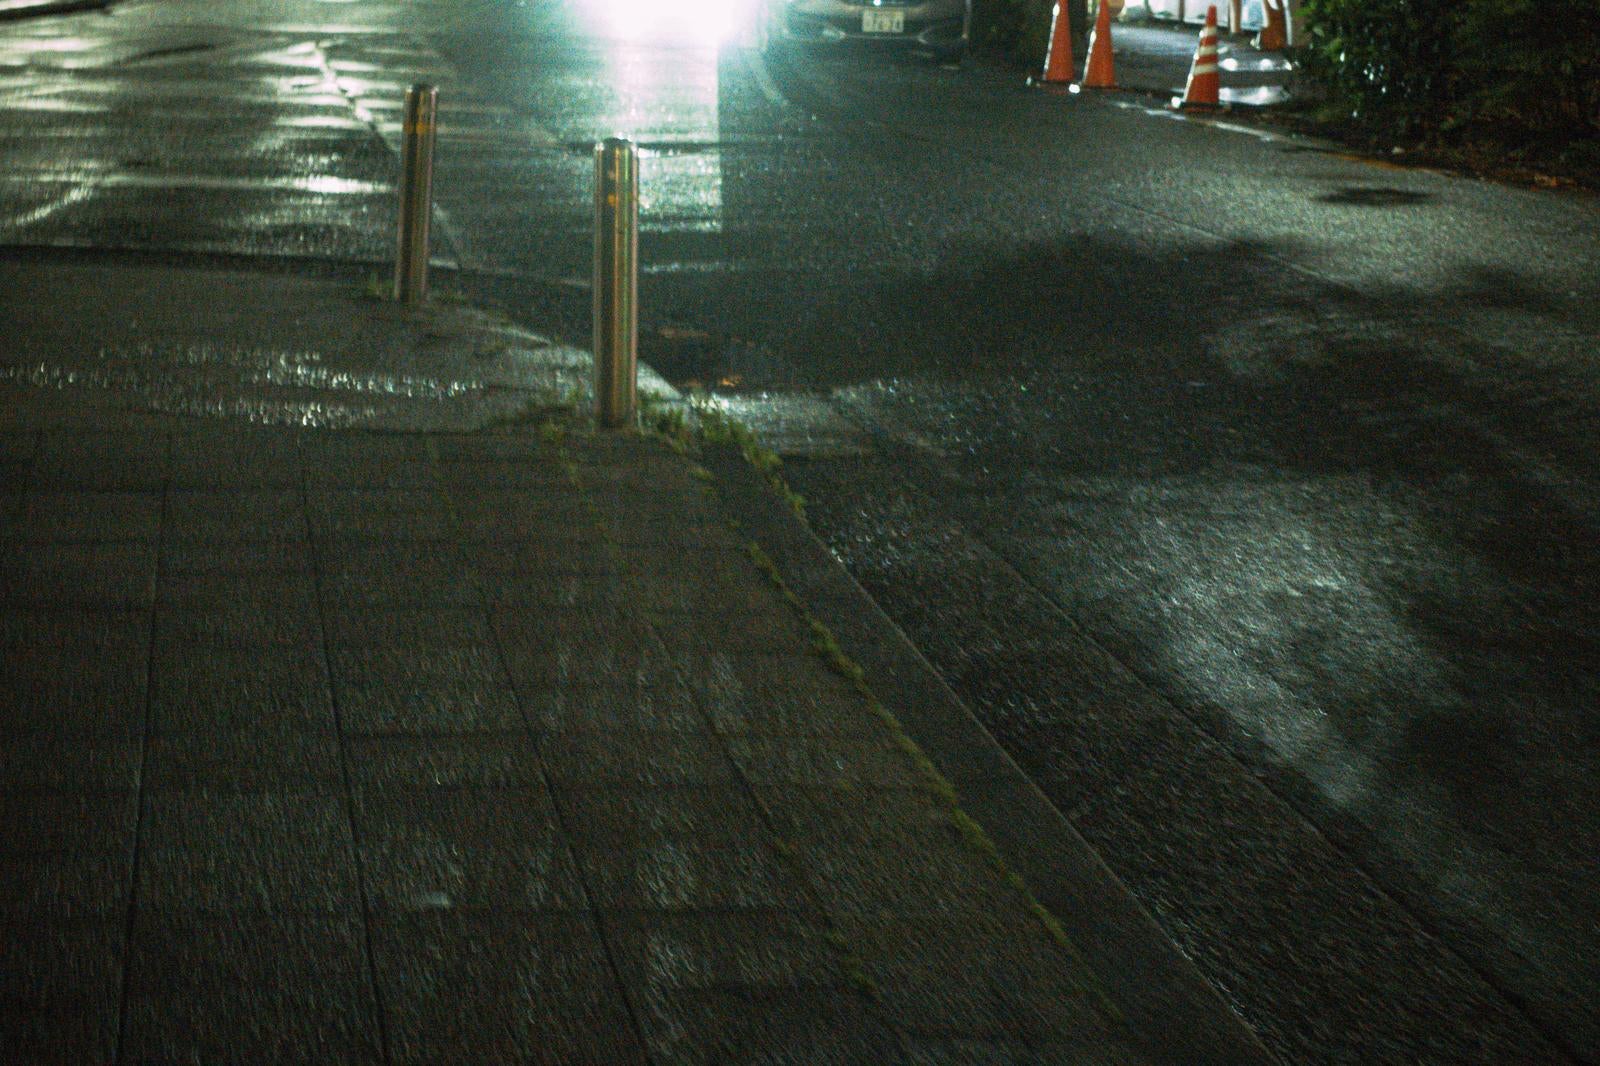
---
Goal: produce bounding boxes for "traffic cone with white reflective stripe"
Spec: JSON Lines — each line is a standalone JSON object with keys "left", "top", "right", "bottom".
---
{"left": 1173, "top": 6, "right": 1221, "bottom": 109}
{"left": 1079, "top": 0, "right": 1116, "bottom": 90}
{"left": 1041, "top": 1, "right": 1074, "bottom": 84}
{"left": 1255, "top": 0, "right": 1287, "bottom": 51}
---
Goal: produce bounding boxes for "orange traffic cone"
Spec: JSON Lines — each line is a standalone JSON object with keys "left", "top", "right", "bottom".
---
{"left": 1079, "top": 0, "right": 1116, "bottom": 89}
{"left": 1041, "top": 1, "right": 1074, "bottom": 85}
{"left": 1255, "top": 0, "right": 1287, "bottom": 51}
{"left": 1174, "top": 6, "right": 1221, "bottom": 109}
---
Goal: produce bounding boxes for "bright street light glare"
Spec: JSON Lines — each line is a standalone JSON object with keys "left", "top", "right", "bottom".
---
{"left": 586, "top": 0, "right": 757, "bottom": 44}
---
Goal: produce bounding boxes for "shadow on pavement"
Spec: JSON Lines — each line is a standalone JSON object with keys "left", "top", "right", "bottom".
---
{"left": 700, "top": 227, "right": 1600, "bottom": 1063}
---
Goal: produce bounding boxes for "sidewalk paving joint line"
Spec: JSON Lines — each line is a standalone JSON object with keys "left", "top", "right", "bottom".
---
{"left": 550, "top": 429, "right": 897, "bottom": 1040}
{"left": 302, "top": 433, "right": 395, "bottom": 1066}
{"left": 485, "top": 433, "right": 657, "bottom": 1060}
{"left": 112, "top": 428, "right": 171, "bottom": 1064}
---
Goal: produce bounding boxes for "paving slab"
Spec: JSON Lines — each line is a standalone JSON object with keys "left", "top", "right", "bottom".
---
{"left": 144, "top": 729, "right": 344, "bottom": 791}
{"left": 122, "top": 912, "right": 382, "bottom": 1065}
{"left": 0, "top": 254, "right": 1273, "bottom": 1064}
{"left": 1, "top": 640, "right": 147, "bottom": 737}
{"left": 351, "top": 785, "right": 587, "bottom": 912}
{"left": 344, "top": 733, "right": 546, "bottom": 789}
{"left": 370, "top": 911, "right": 646, "bottom": 1066}
{"left": 148, "top": 644, "right": 335, "bottom": 735}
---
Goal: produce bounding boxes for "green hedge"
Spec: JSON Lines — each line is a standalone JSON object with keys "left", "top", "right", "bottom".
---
{"left": 1453, "top": 0, "right": 1600, "bottom": 142}
{"left": 1298, "top": 0, "right": 1600, "bottom": 147}
{"left": 974, "top": 0, "right": 1076, "bottom": 67}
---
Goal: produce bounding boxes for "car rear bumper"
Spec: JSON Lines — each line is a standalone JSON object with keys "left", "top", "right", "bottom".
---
{"left": 777, "top": 0, "right": 969, "bottom": 49}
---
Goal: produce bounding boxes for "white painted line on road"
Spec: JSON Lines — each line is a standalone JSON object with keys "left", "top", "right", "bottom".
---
{"left": 0, "top": 170, "right": 388, "bottom": 195}
{"left": 1102, "top": 95, "right": 1302, "bottom": 145}
{"left": 0, "top": 184, "right": 94, "bottom": 231}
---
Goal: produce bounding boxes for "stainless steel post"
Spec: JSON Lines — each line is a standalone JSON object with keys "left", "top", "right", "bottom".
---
{"left": 394, "top": 84, "right": 438, "bottom": 304}
{"left": 594, "top": 137, "right": 639, "bottom": 429}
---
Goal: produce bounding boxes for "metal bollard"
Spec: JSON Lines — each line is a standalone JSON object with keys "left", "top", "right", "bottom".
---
{"left": 394, "top": 84, "right": 438, "bottom": 304}
{"left": 594, "top": 137, "right": 639, "bottom": 429}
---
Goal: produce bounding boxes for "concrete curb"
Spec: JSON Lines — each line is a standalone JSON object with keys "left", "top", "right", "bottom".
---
{"left": 0, "top": 0, "right": 110, "bottom": 21}
{"left": 703, "top": 443, "right": 1281, "bottom": 1066}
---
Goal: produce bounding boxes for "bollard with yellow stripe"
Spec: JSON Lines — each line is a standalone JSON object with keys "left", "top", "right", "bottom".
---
{"left": 394, "top": 84, "right": 439, "bottom": 304}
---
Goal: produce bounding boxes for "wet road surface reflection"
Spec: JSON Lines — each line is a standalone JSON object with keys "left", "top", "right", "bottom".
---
{"left": 3, "top": 2, "right": 1599, "bottom": 1063}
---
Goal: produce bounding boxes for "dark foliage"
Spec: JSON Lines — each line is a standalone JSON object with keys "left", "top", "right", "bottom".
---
{"left": 1452, "top": 0, "right": 1600, "bottom": 141}
{"left": 975, "top": 0, "right": 1077, "bottom": 66}
{"left": 1298, "top": 0, "right": 1600, "bottom": 150}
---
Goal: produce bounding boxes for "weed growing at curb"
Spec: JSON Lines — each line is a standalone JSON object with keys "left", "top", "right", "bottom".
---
{"left": 821, "top": 930, "right": 882, "bottom": 999}
{"left": 693, "top": 414, "right": 1120, "bottom": 1018}
{"left": 556, "top": 401, "right": 1117, "bottom": 1020}
{"left": 480, "top": 390, "right": 580, "bottom": 432}
{"left": 543, "top": 427, "right": 882, "bottom": 1004}
{"left": 429, "top": 286, "right": 475, "bottom": 307}
{"left": 634, "top": 395, "right": 803, "bottom": 519}
{"left": 360, "top": 272, "right": 389, "bottom": 301}
{"left": 640, "top": 394, "right": 692, "bottom": 451}
{"left": 692, "top": 399, "right": 806, "bottom": 519}
{"left": 842, "top": 957, "right": 882, "bottom": 999}
{"left": 765, "top": 543, "right": 1115, "bottom": 1011}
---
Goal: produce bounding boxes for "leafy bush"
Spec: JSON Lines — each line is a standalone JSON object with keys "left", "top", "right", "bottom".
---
{"left": 972, "top": 0, "right": 1027, "bottom": 50}
{"left": 1453, "top": 0, "right": 1600, "bottom": 143}
{"left": 974, "top": 0, "right": 1076, "bottom": 66}
{"left": 1297, "top": 0, "right": 1465, "bottom": 136}
{"left": 1298, "top": 0, "right": 1600, "bottom": 147}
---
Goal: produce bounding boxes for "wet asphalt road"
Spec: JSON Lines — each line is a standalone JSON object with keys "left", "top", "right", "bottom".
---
{"left": 3, "top": 1, "right": 1599, "bottom": 1062}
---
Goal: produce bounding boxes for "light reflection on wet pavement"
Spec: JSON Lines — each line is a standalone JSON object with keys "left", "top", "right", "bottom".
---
{"left": 0, "top": 16, "right": 440, "bottom": 263}
{"left": 0, "top": 1, "right": 744, "bottom": 289}
{"left": 4, "top": 1, "right": 1600, "bottom": 1062}
{"left": 0, "top": 250, "right": 616, "bottom": 430}
{"left": 0, "top": 331, "right": 595, "bottom": 429}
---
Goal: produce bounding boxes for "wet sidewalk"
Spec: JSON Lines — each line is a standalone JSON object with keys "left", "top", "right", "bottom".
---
{"left": 1, "top": 253, "right": 1273, "bottom": 1064}
{"left": 0, "top": 425, "right": 1111, "bottom": 1062}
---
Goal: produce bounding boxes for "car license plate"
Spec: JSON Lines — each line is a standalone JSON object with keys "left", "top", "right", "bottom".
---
{"left": 862, "top": 9, "right": 905, "bottom": 33}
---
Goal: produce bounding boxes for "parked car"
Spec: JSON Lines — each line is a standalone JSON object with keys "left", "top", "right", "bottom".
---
{"left": 1141, "top": 0, "right": 1267, "bottom": 29}
{"left": 758, "top": 0, "right": 972, "bottom": 60}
